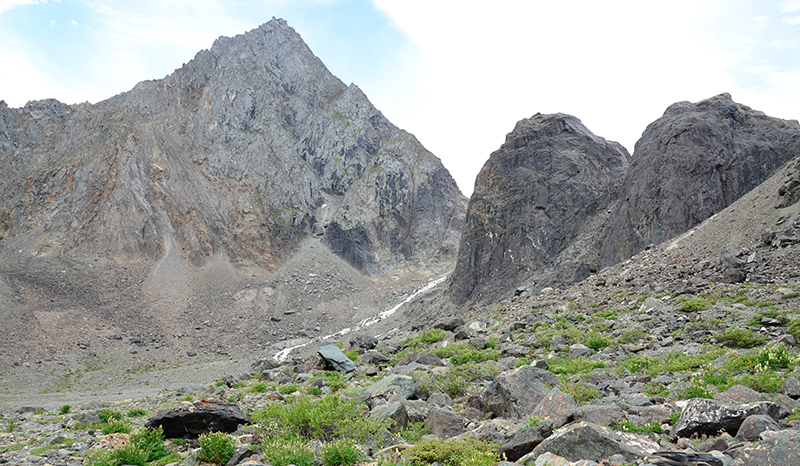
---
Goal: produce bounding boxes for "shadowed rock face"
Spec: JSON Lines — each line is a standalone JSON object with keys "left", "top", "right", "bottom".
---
{"left": 600, "top": 93, "right": 800, "bottom": 268}
{"left": 449, "top": 113, "right": 629, "bottom": 304}
{"left": 0, "top": 18, "right": 466, "bottom": 275}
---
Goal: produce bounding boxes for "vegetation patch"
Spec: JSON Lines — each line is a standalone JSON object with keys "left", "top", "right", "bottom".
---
{"left": 406, "top": 438, "right": 500, "bottom": 466}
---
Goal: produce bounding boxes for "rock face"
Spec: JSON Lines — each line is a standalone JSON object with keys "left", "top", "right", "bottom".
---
{"left": 449, "top": 113, "right": 629, "bottom": 303}
{"left": 601, "top": 93, "right": 800, "bottom": 267}
{"left": 0, "top": 18, "right": 466, "bottom": 275}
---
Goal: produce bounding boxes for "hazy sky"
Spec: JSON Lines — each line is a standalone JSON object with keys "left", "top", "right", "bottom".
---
{"left": 1, "top": 0, "right": 799, "bottom": 196}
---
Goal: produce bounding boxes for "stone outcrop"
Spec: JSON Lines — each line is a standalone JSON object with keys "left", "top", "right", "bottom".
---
{"left": 449, "top": 113, "right": 629, "bottom": 303}
{"left": 145, "top": 400, "right": 250, "bottom": 438}
{"left": 601, "top": 93, "right": 800, "bottom": 267}
{"left": 0, "top": 18, "right": 466, "bottom": 276}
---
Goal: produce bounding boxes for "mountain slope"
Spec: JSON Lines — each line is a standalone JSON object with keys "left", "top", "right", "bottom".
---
{"left": 0, "top": 18, "right": 466, "bottom": 368}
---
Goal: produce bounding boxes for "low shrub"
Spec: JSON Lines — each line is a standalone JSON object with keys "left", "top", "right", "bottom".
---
{"left": 407, "top": 438, "right": 500, "bottom": 466}
{"left": 715, "top": 327, "right": 768, "bottom": 348}
{"left": 676, "top": 298, "right": 710, "bottom": 313}
{"left": 59, "top": 405, "right": 71, "bottom": 415}
{"left": 262, "top": 436, "right": 314, "bottom": 466}
{"left": 127, "top": 408, "right": 148, "bottom": 417}
{"left": 321, "top": 439, "right": 362, "bottom": 466}
{"left": 197, "top": 432, "right": 236, "bottom": 465}
{"left": 254, "top": 394, "right": 388, "bottom": 444}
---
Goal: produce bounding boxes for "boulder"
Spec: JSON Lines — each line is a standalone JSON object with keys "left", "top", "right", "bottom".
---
{"left": 370, "top": 402, "right": 408, "bottom": 433}
{"left": 728, "top": 429, "right": 800, "bottom": 466}
{"left": 714, "top": 384, "right": 763, "bottom": 404}
{"left": 497, "top": 421, "right": 554, "bottom": 462}
{"left": 780, "top": 375, "right": 800, "bottom": 399}
{"left": 359, "top": 350, "right": 389, "bottom": 365}
{"left": 530, "top": 388, "right": 577, "bottom": 428}
{"left": 434, "top": 317, "right": 465, "bottom": 331}
{"left": 317, "top": 345, "right": 357, "bottom": 372}
{"left": 481, "top": 365, "right": 562, "bottom": 419}
{"left": 734, "top": 414, "right": 781, "bottom": 441}
{"left": 564, "top": 404, "right": 627, "bottom": 427}
{"left": 363, "top": 374, "right": 418, "bottom": 402}
{"left": 425, "top": 407, "right": 465, "bottom": 439}
{"left": 251, "top": 357, "right": 280, "bottom": 373}
{"left": 671, "top": 398, "right": 787, "bottom": 439}
{"left": 146, "top": 400, "right": 251, "bottom": 439}
{"left": 524, "top": 421, "right": 659, "bottom": 464}
{"left": 646, "top": 452, "right": 723, "bottom": 466}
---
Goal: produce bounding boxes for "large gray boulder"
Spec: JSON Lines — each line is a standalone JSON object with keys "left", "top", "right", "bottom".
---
{"left": 601, "top": 93, "right": 800, "bottom": 267}
{"left": 449, "top": 113, "right": 629, "bottom": 303}
{"left": 522, "top": 421, "right": 659, "bottom": 464}
{"left": 317, "top": 345, "right": 356, "bottom": 372}
{"left": 481, "top": 365, "right": 562, "bottom": 419}
{"left": 728, "top": 429, "right": 800, "bottom": 466}
{"left": 671, "top": 398, "right": 788, "bottom": 439}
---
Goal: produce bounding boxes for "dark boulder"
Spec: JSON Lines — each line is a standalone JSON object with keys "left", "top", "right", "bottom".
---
{"left": 497, "top": 421, "right": 554, "bottom": 462}
{"left": 601, "top": 93, "right": 800, "bottom": 267}
{"left": 449, "top": 113, "right": 629, "bottom": 303}
{"left": 671, "top": 398, "right": 787, "bottom": 439}
{"left": 145, "top": 400, "right": 251, "bottom": 439}
{"left": 735, "top": 414, "right": 781, "bottom": 441}
{"left": 425, "top": 407, "right": 465, "bottom": 439}
{"left": 524, "top": 421, "right": 659, "bottom": 464}
{"left": 481, "top": 365, "right": 562, "bottom": 419}
{"left": 728, "top": 429, "right": 800, "bottom": 466}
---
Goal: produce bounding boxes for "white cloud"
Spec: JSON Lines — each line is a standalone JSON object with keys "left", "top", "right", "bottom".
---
{"left": 0, "top": 0, "right": 38, "bottom": 14}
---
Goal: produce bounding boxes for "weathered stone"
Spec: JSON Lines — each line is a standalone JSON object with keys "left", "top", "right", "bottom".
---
{"left": 146, "top": 400, "right": 251, "bottom": 438}
{"left": 359, "top": 350, "right": 390, "bottom": 365}
{"left": 530, "top": 388, "right": 576, "bottom": 429}
{"left": 526, "top": 421, "right": 659, "bottom": 463}
{"left": 481, "top": 365, "right": 562, "bottom": 419}
{"left": 427, "top": 391, "right": 453, "bottom": 407}
{"left": 317, "top": 345, "right": 357, "bottom": 372}
{"left": 434, "top": 317, "right": 465, "bottom": 331}
{"left": 370, "top": 402, "right": 408, "bottom": 433}
{"left": 251, "top": 357, "right": 280, "bottom": 373}
{"left": 564, "top": 404, "right": 627, "bottom": 427}
{"left": 351, "top": 334, "right": 378, "bottom": 350}
{"left": 425, "top": 407, "right": 465, "bottom": 439}
{"left": 497, "top": 421, "right": 554, "bottom": 462}
{"left": 671, "top": 398, "right": 788, "bottom": 439}
{"left": 364, "top": 374, "right": 418, "bottom": 401}
{"left": 780, "top": 375, "right": 800, "bottom": 399}
{"left": 727, "top": 429, "right": 800, "bottom": 466}
{"left": 734, "top": 414, "right": 781, "bottom": 441}
{"left": 645, "top": 451, "right": 723, "bottom": 466}
{"left": 402, "top": 399, "right": 430, "bottom": 423}
{"left": 640, "top": 297, "right": 672, "bottom": 314}
{"left": 714, "top": 384, "right": 763, "bottom": 404}
{"left": 397, "top": 352, "right": 444, "bottom": 367}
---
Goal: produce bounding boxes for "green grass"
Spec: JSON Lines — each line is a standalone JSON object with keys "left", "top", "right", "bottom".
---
{"left": 546, "top": 356, "right": 606, "bottom": 378}
{"left": 714, "top": 327, "right": 768, "bottom": 348}
{"left": 407, "top": 438, "right": 500, "bottom": 466}
{"left": 414, "top": 363, "right": 498, "bottom": 399}
{"left": 675, "top": 298, "right": 711, "bottom": 313}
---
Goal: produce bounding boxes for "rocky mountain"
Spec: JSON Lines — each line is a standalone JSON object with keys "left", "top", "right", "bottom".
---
{"left": 0, "top": 18, "right": 465, "bottom": 275}
{"left": 0, "top": 18, "right": 466, "bottom": 367}
{"left": 600, "top": 93, "right": 800, "bottom": 268}
{"left": 449, "top": 113, "right": 629, "bottom": 304}
{"left": 451, "top": 94, "right": 800, "bottom": 303}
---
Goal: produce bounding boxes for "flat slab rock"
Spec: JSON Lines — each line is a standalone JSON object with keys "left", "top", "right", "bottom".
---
{"left": 671, "top": 398, "right": 786, "bottom": 439}
{"left": 145, "top": 400, "right": 251, "bottom": 439}
{"left": 522, "top": 421, "right": 659, "bottom": 464}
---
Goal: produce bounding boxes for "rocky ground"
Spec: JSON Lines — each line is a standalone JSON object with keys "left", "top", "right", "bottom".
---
{"left": 2, "top": 141, "right": 799, "bottom": 466}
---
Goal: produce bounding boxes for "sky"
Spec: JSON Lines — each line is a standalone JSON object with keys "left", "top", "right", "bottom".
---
{"left": 1, "top": 1, "right": 799, "bottom": 197}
